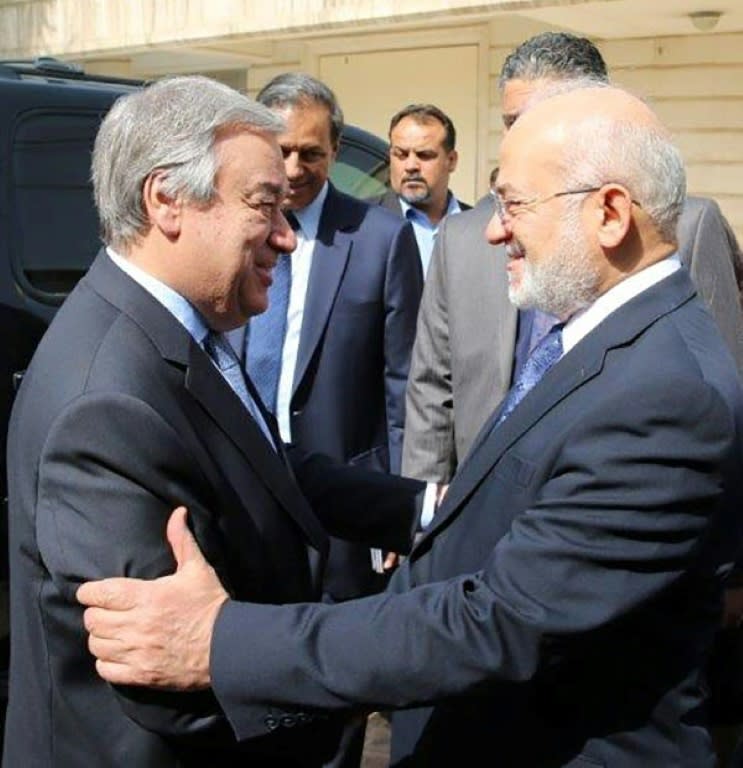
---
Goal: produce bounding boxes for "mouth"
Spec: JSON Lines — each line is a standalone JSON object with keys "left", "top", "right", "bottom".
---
{"left": 254, "top": 259, "right": 277, "bottom": 288}
{"left": 506, "top": 246, "right": 524, "bottom": 262}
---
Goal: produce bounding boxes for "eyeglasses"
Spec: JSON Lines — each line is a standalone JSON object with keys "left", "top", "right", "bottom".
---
{"left": 493, "top": 186, "right": 642, "bottom": 224}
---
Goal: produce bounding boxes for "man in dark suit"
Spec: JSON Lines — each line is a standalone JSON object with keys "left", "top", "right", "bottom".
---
{"left": 241, "top": 72, "right": 421, "bottom": 768}
{"left": 79, "top": 83, "right": 743, "bottom": 767}
{"left": 3, "top": 75, "right": 422, "bottom": 767}
{"left": 402, "top": 31, "right": 743, "bottom": 487}
{"left": 244, "top": 73, "right": 422, "bottom": 604}
{"left": 373, "top": 103, "right": 470, "bottom": 275}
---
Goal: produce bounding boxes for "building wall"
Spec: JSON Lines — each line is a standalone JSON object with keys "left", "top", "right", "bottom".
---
{"left": 243, "top": 21, "right": 743, "bottom": 242}
{"left": 2, "top": 2, "right": 741, "bottom": 239}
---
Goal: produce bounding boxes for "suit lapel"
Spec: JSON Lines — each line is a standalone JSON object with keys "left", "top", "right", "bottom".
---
{"left": 185, "top": 343, "right": 327, "bottom": 552}
{"left": 420, "top": 268, "right": 698, "bottom": 542}
{"left": 86, "top": 252, "right": 327, "bottom": 554}
{"left": 427, "top": 350, "right": 590, "bottom": 537}
{"left": 292, "top": 187, "right": 352, "bottom": 395}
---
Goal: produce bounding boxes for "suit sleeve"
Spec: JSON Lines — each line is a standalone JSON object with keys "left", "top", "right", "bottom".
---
{"left": 382, "top": 220, "right": 423, "bottom": 473}
{"left": 401, "top": 219, "right": 457, "bottom": 483}
{"left": 35, "top": 392, "right": 235, "bottom": 742}
{"left": 288, "top": 447, "right": 424, "bottom": 552}
{"left": 210, "top": 375, "right": 738, "bottom": 739}
{"left": 681, "top": 199, "right": 743, "bottom": 377}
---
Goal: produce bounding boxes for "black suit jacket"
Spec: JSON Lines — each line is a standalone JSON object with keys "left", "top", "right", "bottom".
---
{"left": 208, "top": 268, "right": 743, "bottom": 767}
{"left": 286, "top": 184, "right": 423, "bottom": 600}
{"left": 3, "top": 252, "right": 421, "bottom": 767}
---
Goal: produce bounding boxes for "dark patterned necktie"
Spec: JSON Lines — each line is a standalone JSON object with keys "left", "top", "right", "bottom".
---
{"left": 496, "top": 322, "right": 564, "bottom": 426}
{"left": 245, "top": 212, "right": 299, "bottom": 412}
{"left": 204, "top": 331, "right": 276, "bottom": 449}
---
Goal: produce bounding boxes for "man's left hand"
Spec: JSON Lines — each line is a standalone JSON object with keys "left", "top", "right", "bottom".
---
{"left": 76, "top": 506, "right": 228, "bottom": 690}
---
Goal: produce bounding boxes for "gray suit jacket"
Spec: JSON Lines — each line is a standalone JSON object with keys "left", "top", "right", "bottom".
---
{"left": 402, "top": 194, "right": 743, "bottom": 483}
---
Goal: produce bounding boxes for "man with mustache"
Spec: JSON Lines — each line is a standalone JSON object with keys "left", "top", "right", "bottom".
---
{"left": 403, "top": 30, "right": 743, "bottom": 496}
{"left": 375, "top": 104, "right": 470, "bottom": 275}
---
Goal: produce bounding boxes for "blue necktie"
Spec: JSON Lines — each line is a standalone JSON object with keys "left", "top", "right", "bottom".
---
{"left": 204, "top": 331, "right": 276, "bottom": 450}
{"left": 246, "top": 212, "right": 298, "bottom": 413}
{"left": 497, "top": 322, "right": 564, "bottom": 426}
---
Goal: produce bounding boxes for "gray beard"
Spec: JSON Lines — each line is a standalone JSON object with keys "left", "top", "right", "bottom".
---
{"left": 508, "top": 229, "right": 600, "bottom": 319}
{"left": 399, "top": 186, "right": 431, "bottom": 206}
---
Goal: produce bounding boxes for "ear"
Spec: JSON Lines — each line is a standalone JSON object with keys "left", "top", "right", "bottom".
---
{"left": 595, "top": 184, "right": 633, "bottom": 249}
{"left": 142, "top": 170, "right": 182, "bottom": 239}
{"left": 447, "top": 149, "right": 459, "bottom": 173}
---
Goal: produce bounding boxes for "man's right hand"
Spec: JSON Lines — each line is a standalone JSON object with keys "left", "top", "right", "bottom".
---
{"left": 76, "top": 506, "right": 228, "bottom": 691}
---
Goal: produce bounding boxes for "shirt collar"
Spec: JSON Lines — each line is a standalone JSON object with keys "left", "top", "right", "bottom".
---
{"left": 106, "top": 246, "right": 210, "bottom": 345}
{"left": 291, "top": 181, "right": 329, "bottom": 241}
{"left": 562, "top": 254, "right": 682, "bottom": 354}
{"left": 400, "top": 190, "right": 461, "bottom": 228}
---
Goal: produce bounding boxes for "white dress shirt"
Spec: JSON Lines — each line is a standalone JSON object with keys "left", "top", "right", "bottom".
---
{"left": 274, "top": 182, "right": 329, "bottom": 443}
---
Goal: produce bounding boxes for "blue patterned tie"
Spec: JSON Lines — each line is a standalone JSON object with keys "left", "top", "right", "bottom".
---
{"left": 246, "top": 212, "right": 298, "bottom": 413}
{"left": 497, "top": 322, "right": 564, "bottom": 426}
{"left": 204, "top": 331, "right": 276, "bottom": 449}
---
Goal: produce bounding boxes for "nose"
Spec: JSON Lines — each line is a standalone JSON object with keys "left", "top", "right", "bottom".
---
{"left": 284, "top": 151, "right": 303, "bottom": 180}
{"left": 271, "top": 211, "right": 297, "bottom": 254}
{"left": 486, "top": 210, "right": 510, "bottom": 245}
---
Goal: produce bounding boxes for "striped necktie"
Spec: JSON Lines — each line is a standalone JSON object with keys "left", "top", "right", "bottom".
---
{"left": 497, "top": 322, "right": 564, "bottom": 426}
{"left": 204, "top": 330, "right": 276, "bottom": 450}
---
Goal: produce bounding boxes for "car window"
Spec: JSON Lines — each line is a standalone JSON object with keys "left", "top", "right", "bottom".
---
{"left": 10, "top": 110, "right": 105, "bottom": 301}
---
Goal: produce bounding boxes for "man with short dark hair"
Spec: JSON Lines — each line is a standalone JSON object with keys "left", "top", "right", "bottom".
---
{"left": 402, "top": 31, "right": 743, "bottom": 489}
{"left": 375, "top": 103, "right": 469, "bottom": 274}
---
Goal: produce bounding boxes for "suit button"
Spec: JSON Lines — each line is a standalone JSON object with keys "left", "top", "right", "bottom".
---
{"left": 264, "top": 715, "right": 279, "bottom": 731}
{"left": 280, "top": 714, "right": 298, "bottom": 728}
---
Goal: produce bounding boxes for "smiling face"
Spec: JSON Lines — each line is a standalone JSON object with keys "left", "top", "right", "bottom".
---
{"left": 175, "top": 127, "right": 296, "bottom": 330}
{"left": 487, "top": 119, "right": 602, "bottom": 319}
{"left": 389, "top": 116, "right": 457, "bottom": 219}
{"left": 273, "top": 101, "right": 337, "bottom": 212}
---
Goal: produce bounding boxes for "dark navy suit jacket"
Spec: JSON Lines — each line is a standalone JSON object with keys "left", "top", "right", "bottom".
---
{"left": 209, "top": 268, "right": 743, "bottom": 767}
{"left": 3, "top": 252, "right": 422, "bottom": 767}
{"left": 287, "top": 183, "right": 423, "bottom": 600}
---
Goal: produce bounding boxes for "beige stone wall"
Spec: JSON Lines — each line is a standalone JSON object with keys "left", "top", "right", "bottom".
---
{"left": 489, "top": 30, "right": 743, "bottom": 241}
{"left": 2, "top": 2, "right": 741, "bottom": 240}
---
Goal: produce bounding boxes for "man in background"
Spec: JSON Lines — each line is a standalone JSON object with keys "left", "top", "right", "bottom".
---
{"left": 244, "top": 72, "right": 423, "bottom": 768}
{"left": 402, "top": 30, "right": 743, "bottom": 488}
{"left": 374, "top": 103, "right": 469, "bottom": 274}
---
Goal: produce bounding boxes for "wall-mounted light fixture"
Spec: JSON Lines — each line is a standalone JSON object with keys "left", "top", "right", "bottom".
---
{"left": 689, "top": 10, "right": 723, "bottom": 31}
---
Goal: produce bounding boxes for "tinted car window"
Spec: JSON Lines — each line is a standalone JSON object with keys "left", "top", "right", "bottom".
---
{"left": 11, "top": 110, "right": 106, "bottom": 299}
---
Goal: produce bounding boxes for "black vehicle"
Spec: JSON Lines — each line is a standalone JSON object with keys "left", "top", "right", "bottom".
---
{"left": 0, "top": 57, "right": 390, "bottom": 749}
